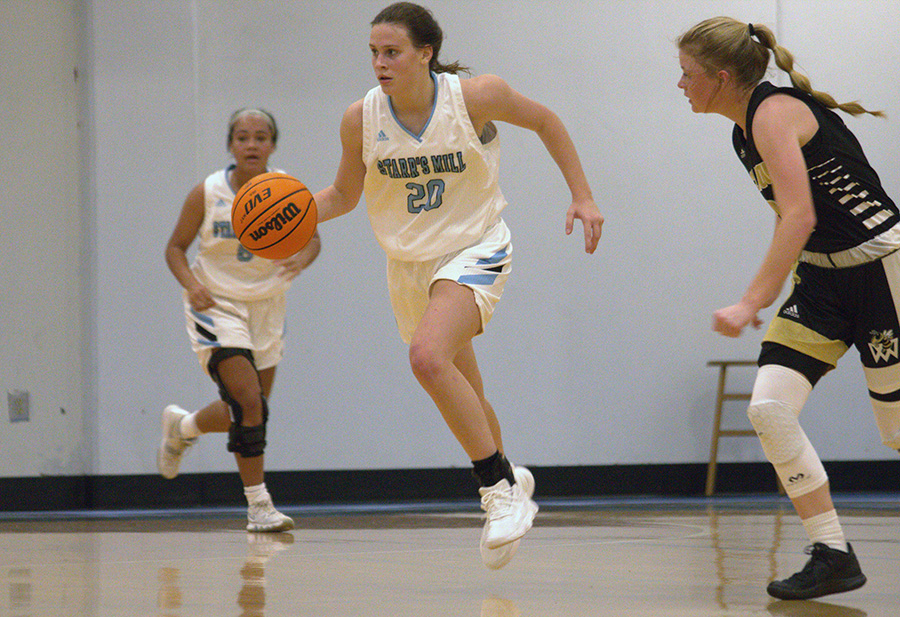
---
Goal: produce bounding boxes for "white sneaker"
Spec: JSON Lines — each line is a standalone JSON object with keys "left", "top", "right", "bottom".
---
{"left": 247, "top": 497, "right": 295, "bottom": 532}
{"left": 157, "top": 405, "right": 197, "bottom": 479}
{"left": 481, "top": 466, "right": 536, "bottom": 569}
{"left": 513, "top": 466, "right": 534, "bottom": 499}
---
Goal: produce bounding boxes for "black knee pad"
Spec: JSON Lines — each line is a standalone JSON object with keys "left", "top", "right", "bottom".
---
{"left": 225, "top": 388, "right": 269, "bottom": 457}
{"left": 208, "top": 348, "right": 256, "bottom": 388}
{"left": 227, "top": 422, "right": 267, "bottom": 458}
{"left": 208, "top": 347, "right": 269, "bottom": 456}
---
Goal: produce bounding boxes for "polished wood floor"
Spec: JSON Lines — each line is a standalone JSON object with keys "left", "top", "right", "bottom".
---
{"left": 0, "top": 495, "right": 896, "bottom": 616}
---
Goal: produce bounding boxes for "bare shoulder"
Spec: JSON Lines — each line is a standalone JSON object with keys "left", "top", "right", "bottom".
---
{"left": 339, "top": 99, "right": 365, "bottom": 142}
{"left": 461, "top": 74, "right": 515, "bottom": 126}
{"left": 341, "top": 99, "right": 365, "bottom": 128}
{"left": 461, "top": 74, "right": 510, "bottom": 103}
{"left": 184, "top": 181, "right": 205, "bottom": 207}
{"left": 756, "top": 93, "right": 811, "bottom": 120}
{"left": 753, "top": 93, "right": 818, "bottom": 144}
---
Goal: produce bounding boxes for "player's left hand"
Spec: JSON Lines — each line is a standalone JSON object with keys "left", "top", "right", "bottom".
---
{"left": 274, "top": 254, "right": 306, "bottom": 281}
{"left": 566, "top": 197, "right": 604, "bottom": 254}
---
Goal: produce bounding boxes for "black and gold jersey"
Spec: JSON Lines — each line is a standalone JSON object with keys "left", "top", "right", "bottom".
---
{"left": 733, "top": 81, "right": 898, "bottom": 256}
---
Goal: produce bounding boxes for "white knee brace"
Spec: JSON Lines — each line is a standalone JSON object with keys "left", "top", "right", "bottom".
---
{"left": 864, "top": 363, "right": 900, "bottom": 449}
{"left": 872, "top": 399, "right": 900, "bottom": 449}
{"left": 747, "top": 365, "right": 828, "bottom": 498}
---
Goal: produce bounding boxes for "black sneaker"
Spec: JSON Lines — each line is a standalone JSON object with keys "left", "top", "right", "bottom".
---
{"left": 767, "top": 543, "right": 867, "bottom": 600}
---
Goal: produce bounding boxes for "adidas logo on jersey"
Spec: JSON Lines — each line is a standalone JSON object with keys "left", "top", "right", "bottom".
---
{"left": 377, "top": 130, "right": 389, "bottom": 142}
{"left": 782, "top": 304, "right": 800, "bottom": 319}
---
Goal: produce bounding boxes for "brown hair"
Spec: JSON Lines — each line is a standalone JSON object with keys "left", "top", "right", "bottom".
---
{"left": 371, "top": 2, "right": 470, "bottom": 75}
{"left": 678, "top": 16, "right": 883, "bottom": 118}
{"left": 227, "top": 108, "right": 279, "bottom": 148}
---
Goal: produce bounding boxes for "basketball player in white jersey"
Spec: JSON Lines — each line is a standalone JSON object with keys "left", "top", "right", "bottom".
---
{"left": 312, "top": 2, "right": 603, "bottom": 568}
{"left": 162, "top": 108, "right": 320, "bottom": 531}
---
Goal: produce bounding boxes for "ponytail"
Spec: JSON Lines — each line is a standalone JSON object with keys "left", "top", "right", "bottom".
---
{"left": 679, "top": 17, "right": 884, "bottom": 118}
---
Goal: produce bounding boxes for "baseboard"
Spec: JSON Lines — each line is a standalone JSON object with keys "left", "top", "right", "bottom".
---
{"left": 2, "top": 459, "right": 898, "bottom": 512}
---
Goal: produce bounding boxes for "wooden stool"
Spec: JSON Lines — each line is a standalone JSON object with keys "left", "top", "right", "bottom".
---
{"left": 705, "top": 360, "right": 785, "bottom": 496}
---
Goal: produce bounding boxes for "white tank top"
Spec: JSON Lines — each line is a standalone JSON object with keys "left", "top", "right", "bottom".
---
{"left": 191, "top": 166, "right": 290, "bottom": 300}
{"left": 362, "top": 72, "right": 507, "bottom": 261}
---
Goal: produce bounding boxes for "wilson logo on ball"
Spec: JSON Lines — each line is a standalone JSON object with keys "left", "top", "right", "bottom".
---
{"left": 247, "top": 201, "right": 304, "bottom": 242}
{"left": 231, "top": 172, "right": 318, "bottom": 260}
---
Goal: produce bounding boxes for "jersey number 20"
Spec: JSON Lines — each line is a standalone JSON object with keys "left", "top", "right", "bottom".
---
{"left": 406, "top": 179, "right": 445, "bottom": 214}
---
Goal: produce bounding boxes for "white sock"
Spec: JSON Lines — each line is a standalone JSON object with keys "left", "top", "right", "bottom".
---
{"left": 802, "top": 509, "right": 848, "bottom": 552}
{"left": 244, "top": 483, "right": 269, "bottom": 504}
{"left": 180, "top": 412, "right": 202, "bottom": 439}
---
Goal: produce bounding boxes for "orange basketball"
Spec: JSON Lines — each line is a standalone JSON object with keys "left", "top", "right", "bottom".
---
{"left": 231, "top": 172, "right": 317, "bottom": 260}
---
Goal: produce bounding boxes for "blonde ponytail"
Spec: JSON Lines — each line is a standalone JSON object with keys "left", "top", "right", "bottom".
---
{"left": 679, "top": 17, "right": 884, "bottom": 118}
{"left": 752, "top": 24, "right": 884, "bottom": 117}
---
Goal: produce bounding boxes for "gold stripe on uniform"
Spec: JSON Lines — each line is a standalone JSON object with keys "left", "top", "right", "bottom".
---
{"left": 763, "top": 316, "right": 848, "bottom": 367}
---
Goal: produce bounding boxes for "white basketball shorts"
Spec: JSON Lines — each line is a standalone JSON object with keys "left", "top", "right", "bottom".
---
{"left": 183, "top": 292, "right": 286, "bottom": 373}
{"left": 386, "top": 219, "right": 513, "bottom": 344}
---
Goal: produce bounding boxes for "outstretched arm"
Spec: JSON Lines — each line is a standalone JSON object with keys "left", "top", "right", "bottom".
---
{"left": 462, "top": 74, "right": 603, "bottom": 253}
{"left": 313, "top": 100, "right": 367, "bottom": 224}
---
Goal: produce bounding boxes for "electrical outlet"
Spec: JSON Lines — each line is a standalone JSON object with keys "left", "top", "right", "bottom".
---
{"left": 8, "top": 390, "right": 29, "bottom": 422}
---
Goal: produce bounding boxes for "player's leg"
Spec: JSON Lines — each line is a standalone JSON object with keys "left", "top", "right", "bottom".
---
{"left": 866, "top": 364, "right": 900, "bottom": 452}
{"left": 210, "top": 349, "right": 292, "bottom": 532}
{"left": 753, "top": 345, "right": 865, "bottom": 600}
{"left": 409, "top": 280, "right": 497, "bottom": 460}
{"left": 211, "top": 349, "right": 267, "bottom": 485}
{"left": 410, "top": 280, "right": 535, "bottom": 552}
{"left": 453, "top": 341, "right": 536, "bottom": 568}
{"left": 859, "top": 250, "right": 900, "bottom": 453}
{"left": 453, "top": 340, "right": 504, "bottom": 453}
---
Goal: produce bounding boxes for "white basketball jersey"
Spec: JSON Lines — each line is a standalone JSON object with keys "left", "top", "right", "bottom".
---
{"left": 191, "top": 166, "right": 290, "bottom": 300}
{"left": 362, "top": 72, "right": 507, "bottom": 261}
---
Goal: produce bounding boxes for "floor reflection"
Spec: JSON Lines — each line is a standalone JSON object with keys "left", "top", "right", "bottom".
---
{"left": 156, "top": 531, "right": 295, "bottom": 617}
{"left": 766, "top": 599, "right": 868, "bottom": 617}
{"left": 708, "top": 508, "right": 785, "bottom": 610}
{"left": 480, "top": 596, "right": 519, "bottom": 617}
{"left": 157, "top": 566, "right": 182, "bottom": 615}
{"left": 7, "top": 567, "right": 32, "bottom": 614}
{"left": 237, "top": 532, "right": 295, "bottom": 617}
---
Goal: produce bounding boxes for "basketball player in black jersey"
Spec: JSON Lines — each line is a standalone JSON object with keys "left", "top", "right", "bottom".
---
{"left": 677, "top": 17, "right": 899, "bottom": 601}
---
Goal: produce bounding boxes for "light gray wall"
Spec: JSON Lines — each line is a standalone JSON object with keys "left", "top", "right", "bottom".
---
{"left": 3, "top": 0, "right": 899, "bottom": 479}
{"left": 1, "top": 0, "right": 88, "bottom": 476}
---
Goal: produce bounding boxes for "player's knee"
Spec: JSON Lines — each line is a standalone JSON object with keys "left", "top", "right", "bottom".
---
{"left": 230, "top": 385, "right": 265, "bottom": 424}
{"left": 747, "top": 399, "right": 827, "bottom": 497}
{"left": 747, "top": 399, "right": 803, "bottom": 464}
{"left": 408, "top": 339, "right": 443, "bottom": 384}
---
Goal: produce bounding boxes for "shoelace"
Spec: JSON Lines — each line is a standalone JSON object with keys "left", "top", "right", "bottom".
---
{"left": 785, "top": 544, "right": 835, "bottom": 584}
{"left": 480, "top": 487, "right": 517, "bottom": 519}
{"left": 249, "top": 500, "right": 276, "bottom": 517}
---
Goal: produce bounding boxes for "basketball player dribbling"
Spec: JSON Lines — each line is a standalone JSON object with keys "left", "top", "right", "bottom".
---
{"left": 311, "top": 2, "right": 603, "bottom": 568}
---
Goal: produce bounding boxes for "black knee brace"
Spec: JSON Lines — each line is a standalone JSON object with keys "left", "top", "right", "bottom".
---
{"left": 208, "top": 347, "right": 269, "bottom": 458}
{"left": 227, "top": 419, "right": 267, "bottom": 458}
